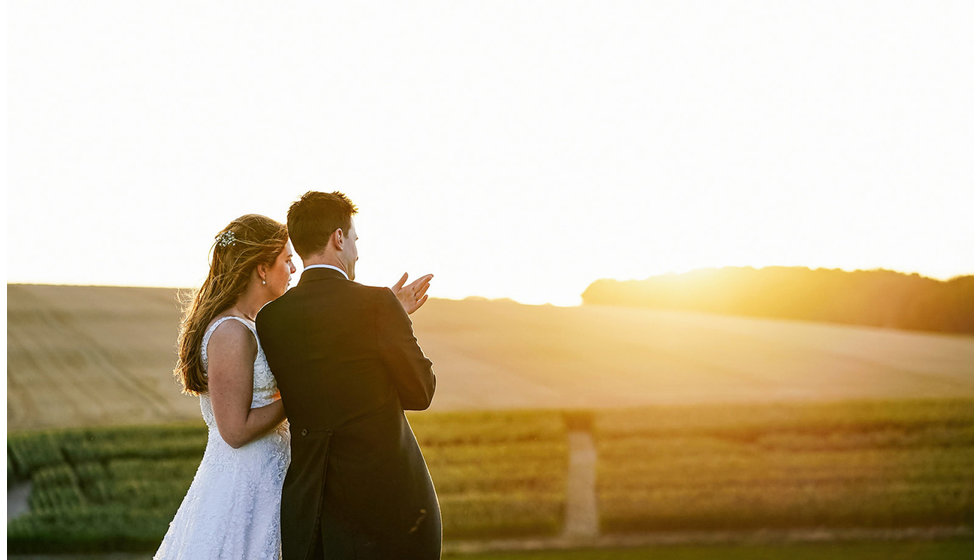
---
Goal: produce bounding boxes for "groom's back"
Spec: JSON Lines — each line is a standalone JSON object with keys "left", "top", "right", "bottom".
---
{"left": 258, "top": 274, "right": 400, "bottom": 428}
{"left": 256, "top": 266, "right": 441, "bottom": 560}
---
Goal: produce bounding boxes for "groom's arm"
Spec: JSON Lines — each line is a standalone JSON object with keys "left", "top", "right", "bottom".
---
{"left": 376, "top": 289, "right": 436, "bottom": 411}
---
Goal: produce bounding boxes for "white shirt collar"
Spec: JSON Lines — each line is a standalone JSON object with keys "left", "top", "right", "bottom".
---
{"left": 303, "top": 264, "right": 349, "bottom": 280}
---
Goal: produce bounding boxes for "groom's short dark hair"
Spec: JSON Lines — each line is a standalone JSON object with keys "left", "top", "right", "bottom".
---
{"left": 287, "top": 191, "right": 358, "bottom": 259}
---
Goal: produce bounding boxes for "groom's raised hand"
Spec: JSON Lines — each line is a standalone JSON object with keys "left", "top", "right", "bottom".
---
{"left": 391, "top": 273, "right": 433, "bottom": 315}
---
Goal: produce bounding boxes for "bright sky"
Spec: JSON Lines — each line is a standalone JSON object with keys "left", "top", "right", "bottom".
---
{"left": 7, "top": 1, "right": 973, "bottom": 306}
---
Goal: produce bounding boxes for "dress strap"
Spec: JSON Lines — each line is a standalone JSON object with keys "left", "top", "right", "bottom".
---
{"left": 201, "top": 316, "right": 257, "bottom": 372}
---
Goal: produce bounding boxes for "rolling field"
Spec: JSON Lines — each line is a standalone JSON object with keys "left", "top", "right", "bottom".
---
{"left": 6, "top": 284, "right": 974, "bottom": 431}
{"left": 6, "top": 283, "right": 974, "bottom": 555}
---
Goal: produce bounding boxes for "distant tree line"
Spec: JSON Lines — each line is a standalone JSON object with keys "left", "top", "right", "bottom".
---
{"left": 581, "top": 267, "right": 973, "bottom": 335}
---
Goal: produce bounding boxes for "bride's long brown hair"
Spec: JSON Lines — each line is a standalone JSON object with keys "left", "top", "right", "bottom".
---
{"left": 174, "top": 214, "right": 288, "bottom": 395}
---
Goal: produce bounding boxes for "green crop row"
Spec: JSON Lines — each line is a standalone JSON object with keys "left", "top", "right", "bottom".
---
{"left": 83, "top": 478, "right": 191, "bottom": 511}
{"left": 107, "top": 457, "right": 200, "bottom": 481}
{"left": 409, "top": 409, "right": 567, "bottom": 446}
{"left": 423, "top": 440, "right": 569, "bottom": 466}
{"left": 63, "top": 434, "right": 208, "bottom": 464}
{"left": 64, "top": 424, "right": 207, "bottom": 443}
{"left": 594, "top": 398, "right": 974, "bottom": 440}
{"left": 593, "top": 398, "right": 973, "bottom": 534}
{"left": 7, "top": 505, "right": 174, "bottom": 554}
{"left": 8, "top": 410, "right": 572, "bottom": 553}
{"left": 75, "top": 461, "right": 109, "bottom": 487}
{"left": 31, "top": 464, "right": 77, "bottom": 489}
{"left": 425, "top": 415, "right": 569, "bottom": 540}
{"left": 599, "top": 481, "right": 973, "bottom": 533}
{"left": 596, "top": 424, "right": 974, "bottom": 454}
{"left": 8, "top": 431, "right": 66, "bottom": 477}
{"left": 599, "top": 446, "right": 972, "bottom": 488}
{"left": 440, "top": 493, "right": 565, "bottom": 539}
{"left": 7, "top": 423, "right": 208, "bottom": 478}
{"left": 28, "top": 483, "right": 87, "bottom": 510}
{"left": 432, "top": 462, "right": 567, "bottom": 495}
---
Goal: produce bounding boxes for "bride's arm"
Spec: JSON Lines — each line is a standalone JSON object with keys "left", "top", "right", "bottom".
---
{"left": 206, "top": 321, "right": 286, "bottom": 449}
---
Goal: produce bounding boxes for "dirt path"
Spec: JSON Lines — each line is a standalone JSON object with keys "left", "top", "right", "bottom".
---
{"left": 562, "top": 430, "right": 598, "bottom": 538}
{"left": 8, "top": 481, "right": 31, "bottom": 521}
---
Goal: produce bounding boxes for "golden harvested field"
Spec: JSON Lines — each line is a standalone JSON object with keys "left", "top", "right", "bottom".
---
{"left": 7, "top": 284, "right": 974, "bottom": 432}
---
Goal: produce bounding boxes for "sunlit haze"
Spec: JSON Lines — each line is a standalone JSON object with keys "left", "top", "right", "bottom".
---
{"left": 7, "top": 1, "right": 972, "bottom": 305}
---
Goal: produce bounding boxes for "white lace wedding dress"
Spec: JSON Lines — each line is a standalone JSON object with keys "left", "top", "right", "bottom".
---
{"left": 155, "top": 316, "right": 291, "bottom": 559}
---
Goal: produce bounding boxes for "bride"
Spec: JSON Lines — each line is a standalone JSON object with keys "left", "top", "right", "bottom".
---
{"left": 155, "top": 214, "right": 431, "bottom": 559}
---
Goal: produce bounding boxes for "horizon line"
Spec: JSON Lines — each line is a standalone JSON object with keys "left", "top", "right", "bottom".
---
{"left": 7, "top": 264, "right": 972, "bottom": 304}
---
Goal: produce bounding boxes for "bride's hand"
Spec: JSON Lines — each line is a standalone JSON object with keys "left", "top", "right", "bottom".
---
{"left": 391, "top": 273, "right": 433, "bottom": 315}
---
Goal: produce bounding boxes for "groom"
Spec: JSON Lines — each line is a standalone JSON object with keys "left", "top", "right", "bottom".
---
{"left": 256, "top": 191, "right": 442, "bottom": 560}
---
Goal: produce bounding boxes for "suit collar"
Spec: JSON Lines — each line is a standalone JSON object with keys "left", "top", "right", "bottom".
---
{"left": 297, "top": 266, "right": 349, "bottom": 286}
{"left": 303, "top": 263, "right": 349, "bottom": 279}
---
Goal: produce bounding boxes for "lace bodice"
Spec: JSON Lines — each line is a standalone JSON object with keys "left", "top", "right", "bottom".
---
{"left": 199, "top": 316, "right": 281, "bottom": 428}
{"left": 155, "top": 315, "right": 291, "bottom": 559}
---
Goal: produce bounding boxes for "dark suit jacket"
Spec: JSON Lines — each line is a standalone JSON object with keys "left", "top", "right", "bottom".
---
{"left": 255, "top": 267, "right": 441, "bottom": 560}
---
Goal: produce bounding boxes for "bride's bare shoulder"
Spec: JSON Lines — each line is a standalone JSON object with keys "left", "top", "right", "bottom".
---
{"left": 205, "top": 317, "right": 257, "bottom": 360}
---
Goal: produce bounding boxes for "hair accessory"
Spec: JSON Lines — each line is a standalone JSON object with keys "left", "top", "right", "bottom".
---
{"left": 216, "top": 230, "right": 237, "bottom": 248}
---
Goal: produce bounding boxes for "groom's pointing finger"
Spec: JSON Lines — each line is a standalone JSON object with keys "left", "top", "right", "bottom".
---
{"left": 409, "top": 273, "right": 434, "bottom": 286}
